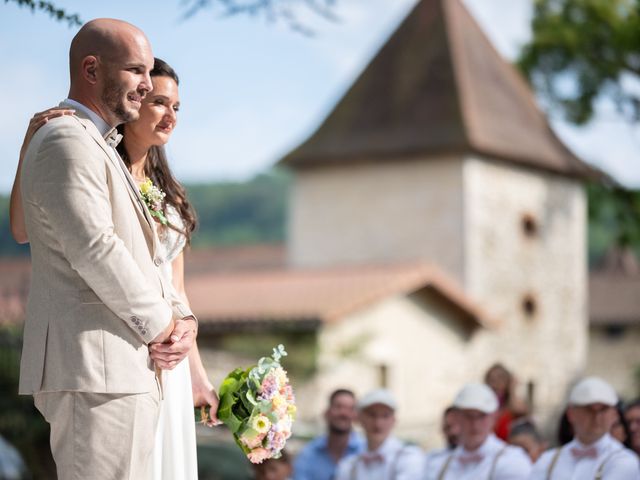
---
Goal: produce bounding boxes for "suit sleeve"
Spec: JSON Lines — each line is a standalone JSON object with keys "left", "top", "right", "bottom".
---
{"left": 27, "top": 119, "right": 172, "bottom": 343}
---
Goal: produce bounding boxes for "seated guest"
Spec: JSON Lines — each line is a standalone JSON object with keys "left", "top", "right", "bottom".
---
{"left": 293, "top": 389, "right": 364, "bottom": 480}
{"left": 507, "top": 418, "right": 547, "bottom": 463}
{"left": 335, "top": 389, "right": 424, "bottom": 480}
{"left": 531, "top": 377, "right": 640, "bottom": 479}
{"left": 625, "top": 399, "right": 640, "bottom": 457}
{"left": 254, "top": 450, "right": 292, "bottom": 480}
{"left": 424, "top": 383, "right": 532, "bottom": 479}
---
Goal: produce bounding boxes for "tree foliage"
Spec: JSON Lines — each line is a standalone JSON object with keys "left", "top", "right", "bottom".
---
{"left": 181, "top": 169, "right": 290, "bottom": 248}
{"left": 519, "top": 0, "right": 640, "bottom": 260}
{"left": 587, "top": 181, "right": 640, "bottom": 262}
{"left": 0, "top": 170, "right": 290, "bottom": 257}
{"left": 181, "top": 0, "right": 338, "bottom": 35}
{"left": 518, "top": 0, "right": 640, "bottom": 125}
{"left": 5, "top": 0, "right": 338, "bottom": 33}
{"left": 5, "top": 0, "right": 82, "bottom": 27}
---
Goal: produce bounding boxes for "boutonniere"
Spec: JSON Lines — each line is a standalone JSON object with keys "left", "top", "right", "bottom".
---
{"left": 139, "top": 178, "right": 168, "bottom": 225}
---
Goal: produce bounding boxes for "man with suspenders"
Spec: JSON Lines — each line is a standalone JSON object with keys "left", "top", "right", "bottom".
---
{"left": 334, "top": 389, "right": 425, "bottom": 480}
{"left": 531, "top": 377, "right": 640, "bottom": 479}
{"left": 425, "top": 383, "right": 532, "bottom": 479}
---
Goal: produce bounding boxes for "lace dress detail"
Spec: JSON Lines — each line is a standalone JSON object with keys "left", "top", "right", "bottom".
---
{"left": 157, "top": 204, "right": 187, "bottom": 265}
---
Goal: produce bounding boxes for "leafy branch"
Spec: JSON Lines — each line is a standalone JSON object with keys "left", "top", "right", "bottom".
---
{"left": 5, "top": 0, "right": 82, "bottom": 27}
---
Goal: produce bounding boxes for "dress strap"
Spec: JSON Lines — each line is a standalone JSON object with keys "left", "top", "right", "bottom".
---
{"left": 389, "top": 443, "right": 409, "bottom": 480}
{"left": 546, "top": 447, "right": 564, "bottom": 480}
{"left": 594, "top": 448, "right": 625, "bottom": 480}
{"left": 436, "top": 453, "right": 455, "bottom": 480}
{"left": 488, "top": 446, "right": 508, "bottom": 480}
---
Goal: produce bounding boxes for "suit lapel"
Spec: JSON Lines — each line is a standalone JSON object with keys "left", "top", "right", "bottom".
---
{"left": 69, "top": 112, "right": 160, "bottom": 255}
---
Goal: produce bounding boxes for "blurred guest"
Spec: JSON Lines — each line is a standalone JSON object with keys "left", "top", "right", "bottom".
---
{"left": 0, "top": 434, "right": 27, "bottom": 480}
{"left": 424, "top": 406, "right": 459, "bottom": 470}
{"left": 556, "top": 407, "right": 574, "bottom": 446}
{"left": 293, "top": 389, "right": 364, "bottom": 480}
{"left": 507, "top": 418, "right": 547, "bottom": 463}
{"left": 484, "top": 363, "right": 528, "bottom": 440}
{"left": 335, "top": 389, "right": 424, "bottom": 480}
{"left": 625, "top": 399, "right": 640, "bottom": 456}
{"left": 531, "top": 377, "right": 640, "bottom": 479}
{"left": 611, "top": 401, "right": 631, "bottom": 448}
{"left": 424, "top": 383, "right": 531, "bottom": 479}
{"left": 254, "top": 451, "right": 292, "bottom": 480}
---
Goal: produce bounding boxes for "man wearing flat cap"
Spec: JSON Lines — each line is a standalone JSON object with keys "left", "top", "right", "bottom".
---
{"left": 531, "top": 376, "right": 640, "bottom": 479}
{"left": 425, "top": 383, "right": 531, "bottom": 479}
{"left": 334, "top": 389, "right": 424, "bottom": 480}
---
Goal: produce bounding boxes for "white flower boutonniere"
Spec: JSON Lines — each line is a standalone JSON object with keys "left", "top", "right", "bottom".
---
{"left": 139, "top": 178, "right": 168, "bottom": 225}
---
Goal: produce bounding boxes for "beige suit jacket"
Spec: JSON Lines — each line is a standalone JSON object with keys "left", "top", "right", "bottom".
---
{"left": 19, "top": 103, "right": 194, "bottom": 395}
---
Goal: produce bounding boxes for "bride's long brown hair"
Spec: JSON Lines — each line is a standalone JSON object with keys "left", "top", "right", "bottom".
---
{"left": 117, "top": 58, "right": 197, "bottom": 244}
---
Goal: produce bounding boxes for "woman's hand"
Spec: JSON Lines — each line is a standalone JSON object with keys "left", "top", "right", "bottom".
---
{"left": 20, "top": 108, "right": 75, "bottom": 157}
{"left": 11, "top": 107, "right": 75, "bottom": 244}
{"left": 193, "top": 379, "right": 222, "bottom": 427}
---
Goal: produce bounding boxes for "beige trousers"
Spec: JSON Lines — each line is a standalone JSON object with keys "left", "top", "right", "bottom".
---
{"left": 34, "top": 389, "right": 160, "bottom": 480}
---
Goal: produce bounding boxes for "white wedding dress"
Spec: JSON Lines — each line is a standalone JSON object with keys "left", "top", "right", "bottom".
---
{"left": 153, "top": 204, "right": 198, "bottom": 480}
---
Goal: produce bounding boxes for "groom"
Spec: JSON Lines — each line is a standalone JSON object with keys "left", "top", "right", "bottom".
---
{"left": 18, "top": 19, "right": 196, "bottom": 479}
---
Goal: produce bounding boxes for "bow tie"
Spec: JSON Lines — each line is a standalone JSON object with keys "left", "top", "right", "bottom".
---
{"left": 104, "top": 129, "right": 123, "bottom": 148}
{"left": 571, "top": 446, "right": 597, "bottom": 460}
{"left": 361, "top": 452, "right": 384, "bottom": 466}
{"left": 458, "top": 452, "right": 484, "bottom": 466}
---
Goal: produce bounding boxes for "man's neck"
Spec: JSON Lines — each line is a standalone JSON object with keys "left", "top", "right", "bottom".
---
{"left": 326, "top": 430, "right": 351, "bottom": 462}
{"left": 67, "top": 92, "right": 115, "bottom": 128}
{"left": 462, "top": 435, "right": 488, "bottom": 453}
{"left": 575, "top": 433, "right": 606, "bottom": 447}
{"left": 367, "top": 436, "right": 387, "bottom": 452}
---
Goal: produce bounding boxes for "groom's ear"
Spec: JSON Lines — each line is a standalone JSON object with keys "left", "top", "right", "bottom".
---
{"left": 81, "top": 56, "right": 99, "bottom": 85}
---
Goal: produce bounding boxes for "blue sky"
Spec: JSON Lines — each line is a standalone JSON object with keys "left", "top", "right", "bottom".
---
{"left": 1, "top": 0, "right": 638, "bottom": 194}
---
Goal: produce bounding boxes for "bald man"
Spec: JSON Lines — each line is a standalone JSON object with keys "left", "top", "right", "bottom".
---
{"left": 18, "top": 19, "right": 197, "bottom": 479}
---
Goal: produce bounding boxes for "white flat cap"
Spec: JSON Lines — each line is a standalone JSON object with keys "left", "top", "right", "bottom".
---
{"left": 569, "top": 377, "right": 618, "bottom": 407}
{"left": 452, "top": 383, "right": 499, "bottom": 414}
{"left": 358, "top": 389, "right": 397, "bottom": 411}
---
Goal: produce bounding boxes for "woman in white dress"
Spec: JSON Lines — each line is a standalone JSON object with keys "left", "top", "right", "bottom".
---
{"left": 10, "top": 58, "right": 219, "bottom": 480}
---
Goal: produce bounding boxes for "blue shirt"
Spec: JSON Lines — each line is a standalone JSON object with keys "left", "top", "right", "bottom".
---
{"left": 293, "top": 432, "right": 365, "bottom": 480}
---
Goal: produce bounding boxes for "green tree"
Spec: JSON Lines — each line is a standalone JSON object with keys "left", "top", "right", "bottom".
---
{"left": 5, "top": 0, "right": 338, "bottom": 32}
{"left": 4, "top": 0, "right": 81, "bottom": 27}
{"left": 518, "top": 0, "right": 640, "bottom": 260}
{"left": 518, "top": 0, "right": 640, "bottom": 125}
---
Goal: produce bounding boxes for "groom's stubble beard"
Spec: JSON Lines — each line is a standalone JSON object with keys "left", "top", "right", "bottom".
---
{"left": 101, "top": 71, "right": 140, "bottom": 125}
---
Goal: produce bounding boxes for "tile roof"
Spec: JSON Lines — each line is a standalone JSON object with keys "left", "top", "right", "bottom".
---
{"left": 185, "top": 262, "right": 498, "bottom": 330}
{"left": 281, "top": 0, "right": 595, "bottom": 179}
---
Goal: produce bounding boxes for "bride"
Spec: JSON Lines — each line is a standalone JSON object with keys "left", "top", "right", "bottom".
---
{"left": 10, "top": 58, "right": 219, "bottom": 480}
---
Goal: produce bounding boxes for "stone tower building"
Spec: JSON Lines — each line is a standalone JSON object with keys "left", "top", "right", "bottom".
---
{"left": 282, "top": 0, "right": 596, "bottom": 424}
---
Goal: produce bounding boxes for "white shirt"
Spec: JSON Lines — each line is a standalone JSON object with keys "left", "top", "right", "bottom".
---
{"left": 335, "top": 436, "right": 425, "bottom": 480}
{"left": 530, "top": 434, "right": 640, "bottom": 480}
{"left": 424, "top": 434, "right": 532, "bottom": 480}
{"left": 63, "top": 98, "right": 112, "bottom": 136}
{"left": 424, "top": 446, "right": 454, "bottom": 470}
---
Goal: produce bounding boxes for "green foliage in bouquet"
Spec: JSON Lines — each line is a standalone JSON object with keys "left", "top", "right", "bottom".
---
{"left": 199, "top": 345, "right": 295, "bottom": 463}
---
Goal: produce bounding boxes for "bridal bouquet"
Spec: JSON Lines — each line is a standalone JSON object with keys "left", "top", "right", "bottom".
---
{"left": 198, "top": 344, "right": 296, "bottom": 464}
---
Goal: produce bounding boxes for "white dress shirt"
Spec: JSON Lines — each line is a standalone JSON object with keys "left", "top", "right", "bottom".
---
{"left": 63, "top": 98, "right": 112, "bottom": 136}
{"left": 424, "top": 446, "right": 454, "bottom": 472}
{"left": 530, "top": 433, "right": 640, "bottom": 480}
{"left": 424, "top": 433, "right": 532, "bottom": 480}
{"left": 335, "top": 436, "right": 425, "bottom": 480}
